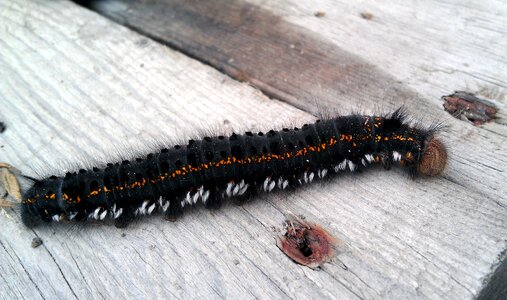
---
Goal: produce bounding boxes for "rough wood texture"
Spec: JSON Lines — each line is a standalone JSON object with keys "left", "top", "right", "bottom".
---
{"left": 87, "top": 0, "right": 507, "bottom": 128}
{"left": 250, "top": 0, "right": 507, "bottom": 136}
{"left": 0, "top": 1, "right": 506, "bottom": 300}
{"left": 88, "top": 0, "right": 424, "bottom": 117}
{"left": 86, "top": 0, "right": 507, "bottom": 296}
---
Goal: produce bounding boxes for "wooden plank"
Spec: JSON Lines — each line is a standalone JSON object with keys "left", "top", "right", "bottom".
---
{"left": 239, "top": 1, "right": 507, "bottom": 296}
{"left": 0, "top": 1, "right": 324, "bottom": 299}
{"left": 85, "top": 0, "right": 507, "bottom": 296}
{"left": 478, "top": 257, "right": 507, "bottom": 300}
{"left": 86, "top": 0, "right": 426, "bottom": 116}
{"left": 249, "top": 0, "right": 507, "bottom": 135}
{"left": 86, "top": 0, "right": 507, "bottom": 132}
{"left": 86, "top": 0, "right": 507, "bottom": 202}
{"left": 0, "top": 1, "right": 506, "bottom": 300}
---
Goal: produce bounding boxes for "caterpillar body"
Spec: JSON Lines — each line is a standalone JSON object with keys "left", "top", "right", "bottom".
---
{"left": 21, "top": 110, "right": 447, "bottom": 228}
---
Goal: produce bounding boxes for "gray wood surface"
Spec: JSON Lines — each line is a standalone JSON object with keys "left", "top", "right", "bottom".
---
{"left": 89, "top": 0, "right": 423, "bottom": 116}
{"left": 0, "top": 0, "right": 506, "bottom": 299}
{"left": 87, "top": 0, "right": 507, "bottom": 130}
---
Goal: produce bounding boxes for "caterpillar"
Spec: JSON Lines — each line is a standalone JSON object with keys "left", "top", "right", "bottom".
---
{"left": 21, "top": 109, "right": 447, "bottom": 228}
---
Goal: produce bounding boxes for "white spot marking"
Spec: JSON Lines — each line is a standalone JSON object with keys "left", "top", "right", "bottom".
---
{"left": 277, "top": 178, "right": 284, "bottom": 189}
{"left": 238, "top": 180, "right": 245, "bottom": 189}
{"left": 202, "top": 190, "right": 210, "bottom": 203}
{"left": 393, "top": 151, "right": 402, "bottom": 162}
{"left": 365, "top": 154, "right": 374, "bottom": 163}
{"left": 185, "top": 191, "right": 192, "bottom": 205}
{"left": 114, "top": 208, "right": 123, "bottom": 219}
{"left": 348, "top": 160, "right": 356, "bottom": 171}
{"left": 68, "top": 212, "right": 78, "bottom": 220}
{"left": 308, "top": 172, "right": 315, "bottom": 183}
{"left": 139, "top": 200, "right": 149, "bottom": 215}
{"left": 239, "top": 184, "right": 249, "bottom": 195}
{"left": 99, "top": 209, "right": 107, "bottom": 220}
{"left": 268, "top": 180, "right": 276, "bottom": 192}
{"left": 263, "top": 177, "right": 270, "bottom": 191}
{"left": 226, "top": 182, "right": 234, "bottom": 197}
{"left": 148, "top": 203, "right": 156, "bottom": 215}
{"left": 161, "top": 201, "right": 170, "bottom": 212}
{"left": 52, "top": 215, "right": 60, "bottom": 222}
{"left": 93, "top": 207, "right": 101, "bottom": 219}
{"left": 232, "top": 184, "right": 240, "bottom": 196}
{"left": 192, "top": 192, "right": 199, "bottom": 204}
{"left": 282, "top": 180, "right": 289, "bottom": 190}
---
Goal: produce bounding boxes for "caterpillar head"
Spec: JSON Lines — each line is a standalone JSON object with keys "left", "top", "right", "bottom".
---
{"left": 417, "top": 137, "right": 447, "bottom": 176}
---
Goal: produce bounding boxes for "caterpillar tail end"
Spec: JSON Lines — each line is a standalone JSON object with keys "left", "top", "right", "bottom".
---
{"left": 21, "top": 203, "right": 42, "bottom": 228}
{"left": 417, "top": 138, "right": 447, "bottom": 176}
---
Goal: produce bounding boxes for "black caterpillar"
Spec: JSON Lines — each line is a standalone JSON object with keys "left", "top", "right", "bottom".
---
{"left": 21, "top": 110, "right": 447, "bottom": 228}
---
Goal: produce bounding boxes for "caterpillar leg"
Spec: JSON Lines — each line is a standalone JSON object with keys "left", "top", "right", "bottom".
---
{"left": 114, "top": 206, "right": 135, "bottom": 228}
{"left": 164, "top": 198, "right": 183, "bottom": 222}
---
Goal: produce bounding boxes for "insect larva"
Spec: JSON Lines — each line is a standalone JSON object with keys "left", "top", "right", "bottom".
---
{"left": 21, "top": 110, "right": 447, "bottom": 228}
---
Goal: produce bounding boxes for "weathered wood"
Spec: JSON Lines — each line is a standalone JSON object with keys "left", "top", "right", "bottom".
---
{"left": 86, "top": 0, "right": 507, "bottom": 203}
{"left": 85, "top": 0, "right": 507, "bottom": 127}
{"left": 249, "top": 0, "right": 507, "bottom": 134}
{"left": 85, "top": 0, "right": 507, "bottom": 296}
{"left": 86, "top": 0, "right": 426, "bottom": 116}
{"left": 478, "top": 257, "right": 507, "bottom": 300}
{"left": 0, "top": 1, "right": 506, "bottom": 300}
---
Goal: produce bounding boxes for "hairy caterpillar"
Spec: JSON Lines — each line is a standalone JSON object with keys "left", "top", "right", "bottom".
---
{"left": 21, "top": 109, "right": 447, "bottom": 228}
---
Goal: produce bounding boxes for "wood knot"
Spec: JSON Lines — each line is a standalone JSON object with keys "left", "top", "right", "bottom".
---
{"left": 417, "top": 138, "right": 447, "bottom": 176}
{"left": 276, "top": 217, "right": 337, "bottom": 269}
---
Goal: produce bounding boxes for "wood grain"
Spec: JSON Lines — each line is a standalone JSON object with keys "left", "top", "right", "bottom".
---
{"left": 249, "top": 0, "right": 507, "bottom": 135}
{"left": 86, "top": 0, "right": 507, "bottom": 203}
{"left": 84, "top": 1, "right": 507, "bottom": 296}
{"left": 0, "top": 0, "right": 506, "bottom": 299}
{"left": 86, "top": 0, "right": 427, "bottom": 116}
